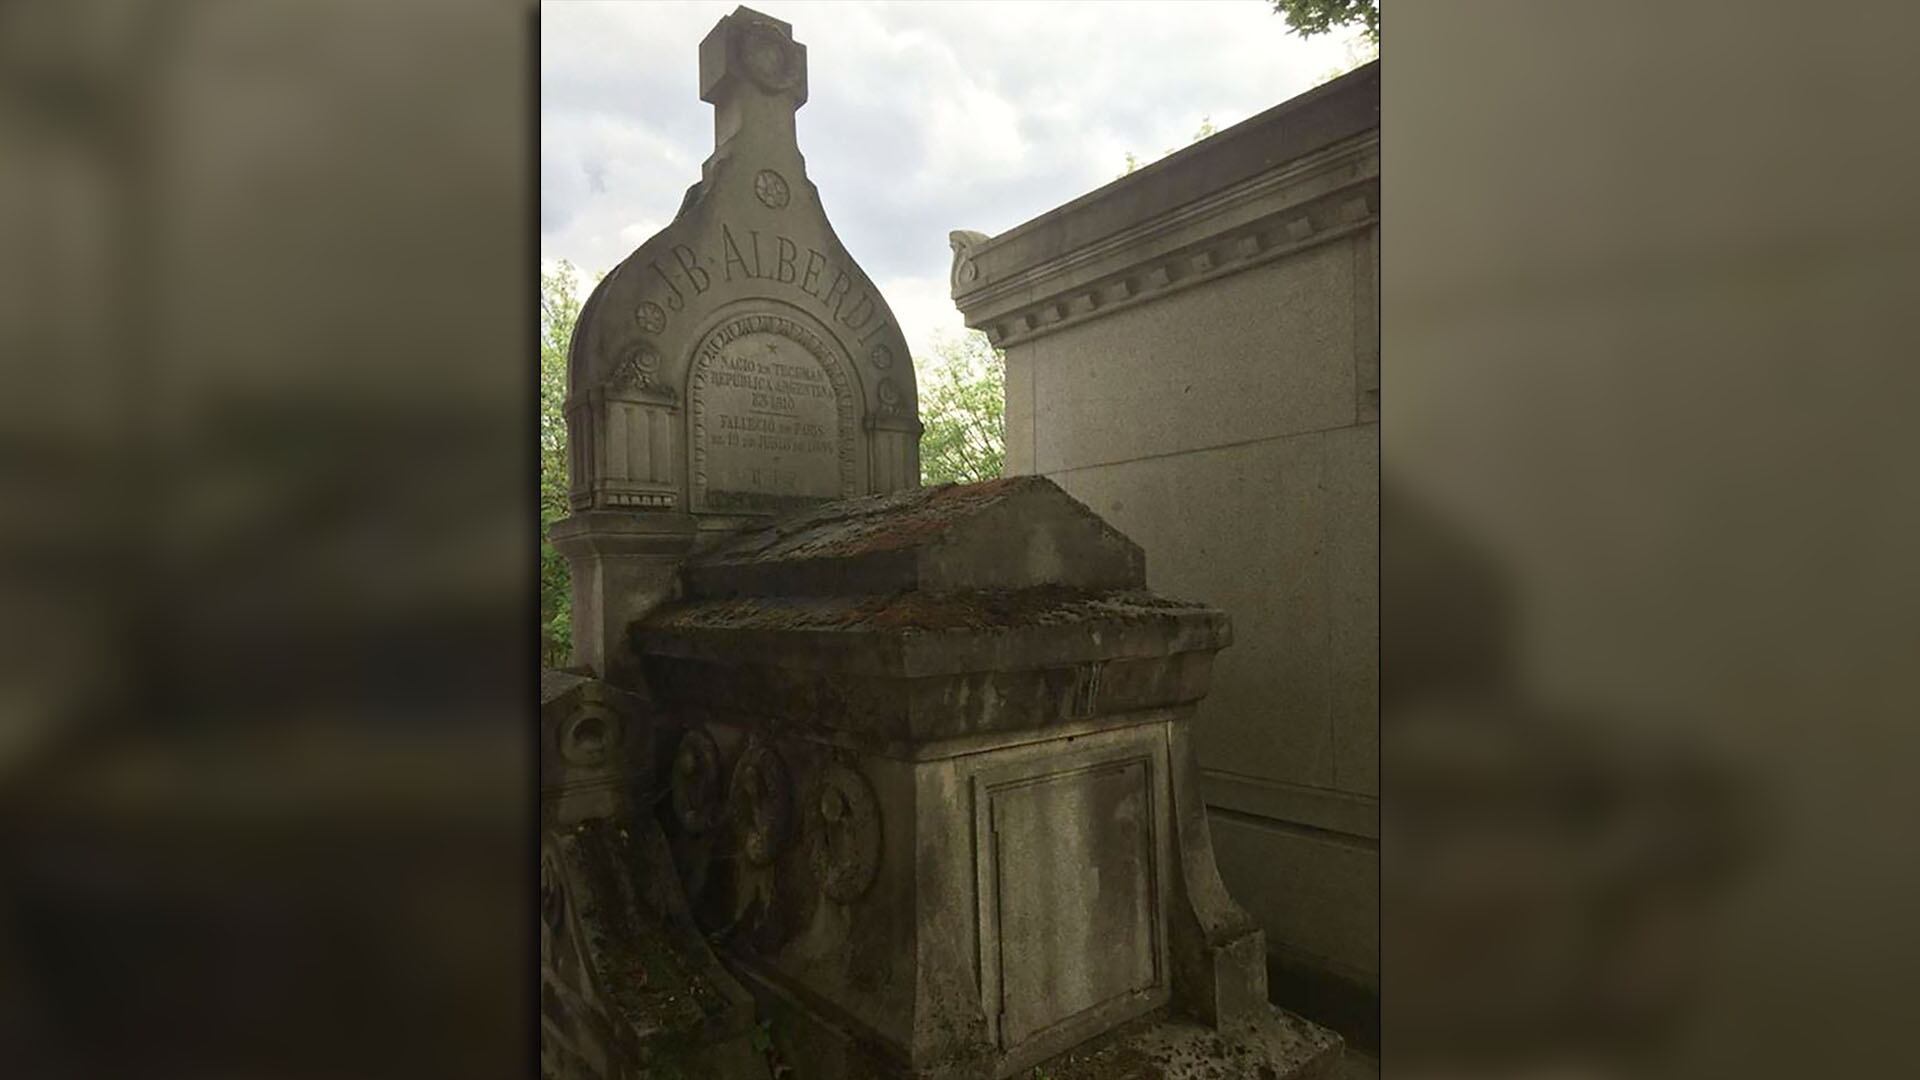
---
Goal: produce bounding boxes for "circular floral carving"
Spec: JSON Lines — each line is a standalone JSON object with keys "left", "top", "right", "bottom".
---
{"left": 729, "top": 743, "right": 792, "bottom": 866}
{"left": 635, "top": 301, "right": 666, "bottom": 334}
{"left": 670, "top": 728, "right": 725, "bottom": 834}
{"left": 876, "top": 377, "right": 902, "bottom": 412}
{"left": 608, "top": 343, "right": 661, "bottom": 393}
{"left": 867, "top": 344, "right": 893, "bottom": 370}
{"left": 814, "top": 763, "right": 881, "bottom": 902}
{"left": 753, "top": 169, "right": 790, "bottom": 209}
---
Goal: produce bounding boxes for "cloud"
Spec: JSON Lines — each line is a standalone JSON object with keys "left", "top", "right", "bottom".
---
{"left": 540, "top": 0, "right": 1360, "bottom": 355}
{"left": 874, "top": 274, "right": 969, "bottom": 363}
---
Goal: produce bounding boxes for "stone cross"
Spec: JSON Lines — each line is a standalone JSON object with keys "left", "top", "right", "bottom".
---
{"left": 701, "top": 7, "right": 808, "bottom": 158}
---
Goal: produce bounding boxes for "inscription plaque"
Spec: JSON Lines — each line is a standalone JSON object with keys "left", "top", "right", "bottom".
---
{"left": 691, "top": 311, "right": 855, "bottom": 512}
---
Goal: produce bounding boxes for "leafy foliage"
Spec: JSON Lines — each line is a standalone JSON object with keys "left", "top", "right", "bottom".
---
{"left": 540, "top": 262, "right": 580, "bottom": 668}
{"left": 1270, "top": 0, "right": 1380, "bottom": 43}
{"left": 916, "top": 331, "right": 1006, "bottom": 485}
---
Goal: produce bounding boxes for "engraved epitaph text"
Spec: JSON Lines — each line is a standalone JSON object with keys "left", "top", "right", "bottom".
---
{"left": 691, "top": 312, "right": 856, "bottom": 512}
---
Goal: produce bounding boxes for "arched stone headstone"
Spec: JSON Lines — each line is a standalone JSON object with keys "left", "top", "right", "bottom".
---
{"left": 553, "top": 6, "right": 920, "bottom": 675}
{"left": 564, "top": 5, "right": 919, "bottom": 520}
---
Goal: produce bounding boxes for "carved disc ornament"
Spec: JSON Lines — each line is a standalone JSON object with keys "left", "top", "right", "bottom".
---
{"left": 670, "top": 728, "right": 726, "bottom": 834}
{"left": 738, "top": 23, "right": 800, "bottom": 92}
{"left": 635, "top": 301, "right": 667, "bottom": 334}
{"left": 729, "top": 743, "right": 793, "bottom": 866}
{"left": 753, "top": 169, "right": 791, "bottom": 209}
{"left": 558, "top": 706, "right": 617, "bottom": 767}
{"left": 814, "top": 762, "right": 881, "bottom": 902}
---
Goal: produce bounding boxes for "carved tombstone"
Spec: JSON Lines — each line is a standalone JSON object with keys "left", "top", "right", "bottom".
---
{"left": 553, "top": 6, "right": 921, "bottom": 676}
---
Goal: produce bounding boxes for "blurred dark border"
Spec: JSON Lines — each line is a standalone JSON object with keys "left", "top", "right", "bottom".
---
{"left": 1384, "top": 2, "right": 1920, "bottom": 1077}
{"left": 0, "top": 2, "right": 537, "bottom": 1077}
{"left": 4, "top": 2, "right": 1919, "bottom": 1078}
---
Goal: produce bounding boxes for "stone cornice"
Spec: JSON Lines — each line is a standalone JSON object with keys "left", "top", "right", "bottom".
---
{"left": 951, "top": 62, "right": 1379, "bottom": 349}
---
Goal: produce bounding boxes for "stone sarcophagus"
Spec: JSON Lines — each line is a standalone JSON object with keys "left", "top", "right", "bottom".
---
{"left": 635, "top": 477, "right": 1297, "bottom": 1079}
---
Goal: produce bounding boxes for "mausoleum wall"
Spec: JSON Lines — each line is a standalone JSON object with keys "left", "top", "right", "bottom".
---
{"left": 952, "top": 62, "right": 1381, "bottom": 1020}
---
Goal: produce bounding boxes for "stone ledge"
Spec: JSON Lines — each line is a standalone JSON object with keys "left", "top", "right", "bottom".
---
{"left": 954, "top": 138, "right": 1376, "bottom": 344}
{"left": 639, "top": 588, "right": 1229, "bottom": 679}
{"left": 1200, "top": 772, "right": 1380, "bottom": 842}
{"left": 951, "top": 63, "right": 1378, "bottom": 349}
{"left": 1025, "top": 1005, "right": 1342, "bottom": 1080}
{"left": 953, "top": 62, "right": 1378, "bottom": 295}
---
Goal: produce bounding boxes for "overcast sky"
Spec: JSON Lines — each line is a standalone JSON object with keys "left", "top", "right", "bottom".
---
{"left": 540, "top": 1, "right": 1372, "bottom": 357}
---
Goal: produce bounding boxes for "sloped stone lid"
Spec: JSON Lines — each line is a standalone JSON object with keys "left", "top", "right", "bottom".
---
{"left": 641, "top": 477, "right": 1228, "bottom": 678}
{"left": 640, "top": 586, "right": 1228, "bottom": 678}
{"left": 682, "top": 475, "right": 1146, "bottom": 598}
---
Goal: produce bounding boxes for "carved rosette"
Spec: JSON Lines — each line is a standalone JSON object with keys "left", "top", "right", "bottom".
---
{"left": 670, "top": 728, "right": 726, "bottom": 834}
{"left": 729, "top": 742, "right": 793, "bottom": 866}
{"left": 814, "top": 761, "right": 881, "bottom": 903}
{"left": 753, "top": 168, "right": 790, "bottom": 209}
{"left": 607, "top": 342, "right": 670, "bottom": 398}
{"left": 635, "top": 300, "right": 667, "bottom": 334}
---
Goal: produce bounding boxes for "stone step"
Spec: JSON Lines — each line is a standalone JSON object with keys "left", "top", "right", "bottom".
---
{"left": 1023, "top": 1006, "right": 1342, "bottom": 1080}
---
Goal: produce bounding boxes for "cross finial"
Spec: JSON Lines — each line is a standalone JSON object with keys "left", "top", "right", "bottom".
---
{"left": 699, "top": 7, "right": 808, "bottom": 155}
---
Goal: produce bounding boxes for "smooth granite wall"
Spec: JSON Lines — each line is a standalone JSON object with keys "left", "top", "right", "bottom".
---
{"left": 954, "top": 63, "right": 1380, "bottom": 1026}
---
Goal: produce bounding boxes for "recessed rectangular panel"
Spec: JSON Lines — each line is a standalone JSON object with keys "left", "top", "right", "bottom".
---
{"left": 988, "top": 758, "right": 1158, "bottom": 1048}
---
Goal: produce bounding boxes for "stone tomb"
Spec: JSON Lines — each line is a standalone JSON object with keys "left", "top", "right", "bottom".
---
{"left": 544, "top": 8, "right": 1339, "bottom": 1078}
{"left": 553, "top": 6, "right": 920, "bottom": 677}
{"left": 635, "top": 478, "right": 1339, "bottom": 1079}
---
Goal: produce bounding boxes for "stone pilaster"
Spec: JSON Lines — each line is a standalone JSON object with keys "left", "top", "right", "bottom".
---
{"left": 550, "top": 510, "right": 698, "bottom": 679}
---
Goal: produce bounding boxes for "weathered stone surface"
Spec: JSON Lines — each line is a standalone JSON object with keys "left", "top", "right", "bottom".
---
{"left": 540, "top": 671, "right": 770, "bottom": 1080}
{"left": 563, "top": 5, "right": 918, "bottom": 522}
{"left": 627, "top": 476, "right": 1330, "bottom": 1079}
{"left": 644, "top": 589, "right": 1223, "bottom": 674}
{"left": 682, "top": 476, "right": 1145, "bottom": 598}
{"left": 546, "top": 10, "right": 1343, "bottom": 1080}
{"left": 541, "top": 668, "right": 653, "bottom": 826}
{"left": 554, "top": 5, "right": 921, "bottom": 676}
{"left": 542, "top": 819, "right": 770, "bottom": 1080}
{"left": 952, "top": 63, "right": 1381, "bottom": 1022}
{"left": 949, "top": 63, "right": 1378, "bottom": 352}
{"left": 1024, "top": 1007, "right": 1342, "bottom": 1080}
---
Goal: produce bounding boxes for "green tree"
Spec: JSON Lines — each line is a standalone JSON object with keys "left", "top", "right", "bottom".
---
{"left": 1271, "top": 0, "right": 1379, "bottom": 43}
{"left": 916, "top": 330, "right": 1006, "bottom": 485}
{"left": 539, "top": 262, "right": 580, "bottom": 668}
